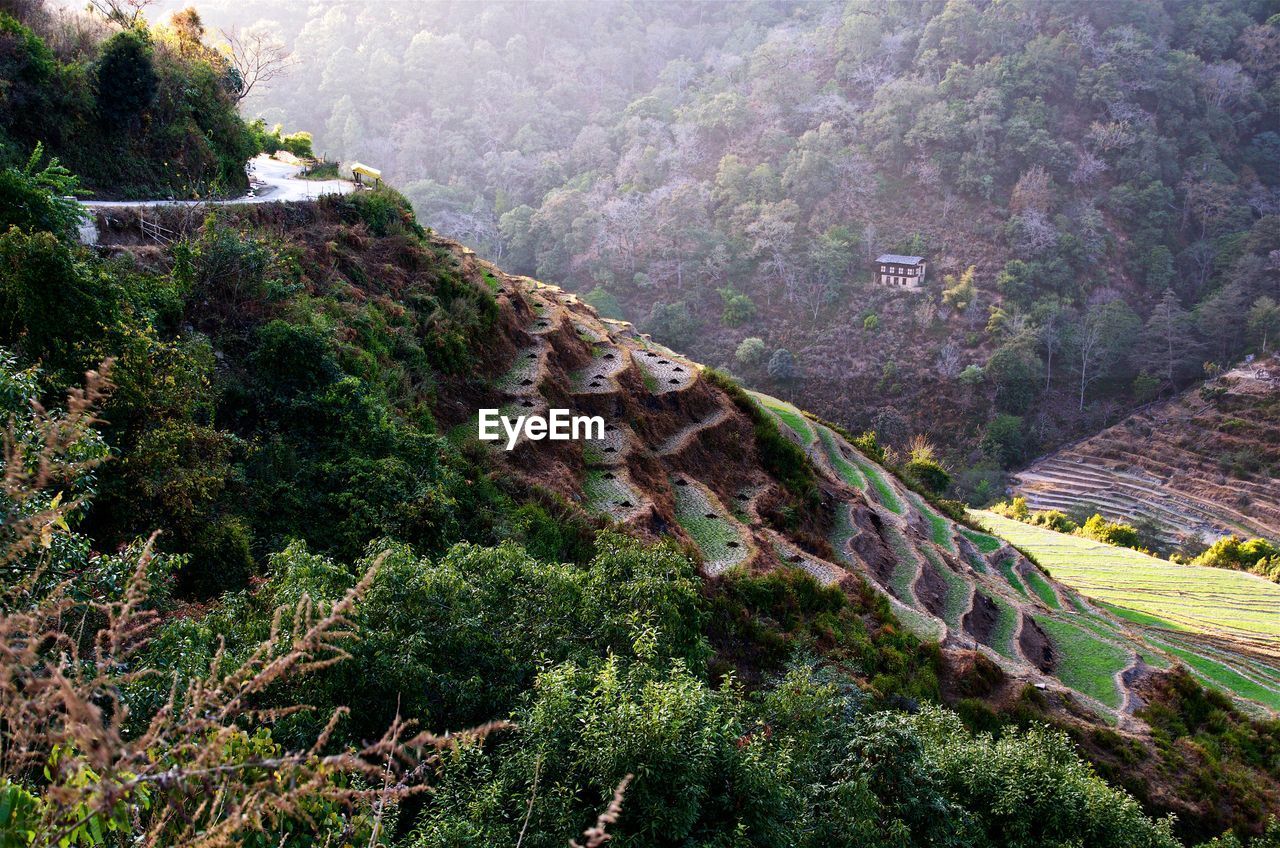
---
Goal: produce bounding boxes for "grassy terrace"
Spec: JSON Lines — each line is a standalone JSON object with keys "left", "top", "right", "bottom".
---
{"left": 851, "top": 455, "right": 903, "bottom": 514}
{"left": 997, "top": 558, "right": 1029, "bottom": 598}
{"left": 582, "top": 469, "right": 643, "bottom": 522}
{"left": 1023, "top": 568, "right": 1061, "bottom": 610}
{"left": 830, "top": 502, "right": 858, "bottom": 561}
{"left": 919, "top": 544, "right": 970, "bottom": 629}
{"left": 749, "top": 391, "right": 815, "bottom": 444}
{"left": 883, "top": 524, "right": 920, "bottom": 604}
{"left": 672, "top": 479, "right": 750, "bottom": 576}
{"left": 1147, "top": 636, "right": 1280, "bottom": 711}
{"left": 961, "top": 528, "right": 1001, "bottom": 553}
{"left": 817, "top": 426, "right": 865, "bottom": 489}
{"left": 1036, "top": 617, "right": 1129, "bottom": 709}
{"left": 911, "top": 494, "right": 954, "bottom": 551}
{"left": 986, "top": 593, "right": 1020, "bottom": 660}
{"left": 973, "top": 511, "right": 1280, "bottom": 641}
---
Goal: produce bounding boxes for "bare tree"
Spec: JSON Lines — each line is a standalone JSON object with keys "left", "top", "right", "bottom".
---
{"left": 87, "top": 0, "right": 154, "bottom": 28}
{"left": 220, "top": 24, "right": 295, "bottom": 104}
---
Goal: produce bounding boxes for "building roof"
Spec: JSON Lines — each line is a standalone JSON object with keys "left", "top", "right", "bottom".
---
{"left": 876, "top": 254, "right": 925, "bottom": 265}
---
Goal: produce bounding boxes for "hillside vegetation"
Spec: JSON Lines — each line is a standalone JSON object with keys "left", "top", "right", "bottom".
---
{"left": 204, "top": 0, "right": 1280, "bottom": 490}
{"left": 1, "top": 3, "right": 272, "bottom": 197}
{"left": 2, "top": 1, "right": 1280, "bottom": 845}
{"left": 0, "top": 139, "right": 1276, "bottom": 841}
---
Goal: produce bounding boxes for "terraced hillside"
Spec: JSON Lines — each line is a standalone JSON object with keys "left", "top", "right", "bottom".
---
{"left": 435, "top": 237, "right": 1279, "bottom": 727}
{"left": 1012, "top": 357, "right": 1280, "bottom": 549}
{"left": 975, "top": 511, "right": 1280, "bottom": 713}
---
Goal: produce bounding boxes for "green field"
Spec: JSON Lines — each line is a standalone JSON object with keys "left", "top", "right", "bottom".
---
{"left": 1035, "top": 617, "right": 1129, "bottom": 708}
{"left": 830, "top": 502, "right": 858, "bottom": 562}
{"left": 1146, "top": 636, "right": 1280, "bottom": 711}
{"left": 911, "top": 495, "right": 954, "bottom": 551}
{"left": 997, "top": 557, "right": 1029, "bottom": 598}
{"left": 883, "top": 524, "right": 920, "bottom": 603}
{"left": 1023, "top": 569, "right": 1062, "bottom": 610}
{"left": 749, "top": 391, "right": 816, "bottom": 444}
{"left": 961, "top": 528, "right": 1002, "bottom": 553}
{"left": 973, "top": 511, "right": 1280, "bottom": 641}
{"left": 919, "top": 544, "right": 970, "bottom": 629}
{"left": 851, "top": 456, "right": 903, "bottom": 514}
{"left": 817, "top": 426, "right": 865, "bottom": 489}
{"left": 672, "top": 479, "right": 751, "bottom": 573}
{"left": 986, "top": 592, "right": 1020, "bottom": 660}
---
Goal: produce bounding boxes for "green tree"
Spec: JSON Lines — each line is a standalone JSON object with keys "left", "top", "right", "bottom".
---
{"left": 718, "top": 286, "right": 757, "bottom": 326}
{"left": 735, "top": 336, "right": 766, "bottom": 366}
{"left": 768, "top": 347, "right": 798, "bottom": 384}
{"left": 94, "top": 29, "right": 159, "bottom": 130}
{"left": 1248, "top": 296, "right": 1280, "bottom": 353}
{"left": 0, "top": 145, "right": 84, "bottom": 241}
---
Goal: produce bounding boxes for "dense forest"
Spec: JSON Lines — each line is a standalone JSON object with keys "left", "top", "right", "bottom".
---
{"left": 2, "top": 1, "right": 1280, "bottom": 846}
{"left": 199, "top": 0, "right": 1280, "bottom": 500}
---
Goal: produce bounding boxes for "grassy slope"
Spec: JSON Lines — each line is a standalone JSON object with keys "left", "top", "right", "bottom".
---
{"left": 973, "top": 511, "right": 1280, "bottom": 641}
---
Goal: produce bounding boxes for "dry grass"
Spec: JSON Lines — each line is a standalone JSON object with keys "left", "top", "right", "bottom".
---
{"left": 0, "top": 364, "right": 501, "bottom": 846}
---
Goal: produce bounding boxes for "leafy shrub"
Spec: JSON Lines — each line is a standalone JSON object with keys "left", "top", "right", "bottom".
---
{"left": 718, "top": 285, "right": 756, "bottom": 326}
{"left": 334, "top": 184, "right": 424, "bottom": 238}
{"left": 705, "top": 368, "right": 818, "bottom": 505}
{"left": 852, "top": 430, "right": 885, "bottom": 463}
{"left": 583, "top": 284, "right": 624, "bottom": 319}
{"left": 0, "top": 145, "right": 84, "bottom": 239}
{"left": 184, "top": 513, "right": 254, "bottom": 597}
{"left": 1077, "top": 514, "right": 1141, "bottom": 550}
{"left": 735, "top": 336, "right": 766, "bottom": 366}
{"left": 904, "top": 436, "right": 950, "bottom": 495}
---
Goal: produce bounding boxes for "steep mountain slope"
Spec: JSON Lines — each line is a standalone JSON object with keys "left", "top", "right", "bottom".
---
{"left": 1012, "top": 355, "right": 1280, "bottom": 549}
{"left": 354, "top": 225, "right": 1278, "bottom": 730}
{"left": 90, "top": 199, "right": 1280, "bottom": 725}
{"left": 74, "top": 195, "right": 1280, "bottom": 840}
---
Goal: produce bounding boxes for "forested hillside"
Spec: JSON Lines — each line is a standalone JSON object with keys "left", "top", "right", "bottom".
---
{"left": 201, "top": 0, "right": 1280, "bottom": 495}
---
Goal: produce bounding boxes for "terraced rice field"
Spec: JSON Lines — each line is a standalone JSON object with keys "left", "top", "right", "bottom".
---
{"left": 1034, "top": 617, "right": 1129, "bottom": 709}
{"left": 672, "top": 478, "right": 751, "bottom": 576}
{"left": 961, "top": 528, "right": 1001, "bottom": 553}
{"left": 772, "top": 536, "right": 843, "bottom": 585}
{"left": 1146, "top": 636, "right": 1280, "bottom": 710}
{"left": 852, "top": 456, "right": 903, "bottom": 514}
{"left": 495, "top": 344, "right": 544, "bottom": 393}
{"left": 1022, "top": 569, "right": 1062, "bottom": 610}
{"left": 918, "top": 545, "right": 970, "bottom": 629}
{"left": 749, "top": 392, "right": 816, "bottom": 444}
{"left": 829, "top": 502, "right": 859, "bottom": 560}
{"left": 570, "top": 344, "right": 627, "bottom": 393}
{"left": 986, "top": 593, "right": 1021, "bottom": 659}
{"left": 581, "top": 422, "right": 628, "bottom": 466}
{"left": 973, "top": 511, "right": 1280, "bottom": 641}
{"left": 582, "top": 469, "right": 644, "bottom": 522}
{"left": 817, "top": 426, "right": 865, "bottom": 489}
{"left": 883, "top": 524, "right": 920, "bottom": 602}
{"left": 631, "top": 347, "right": 696, "bottom": 392}
{"left": 911, "top": 495, "right": 954, "bottom": 550}
{"left": 997, "top": 558, "right": 1029, "bottom": 598}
